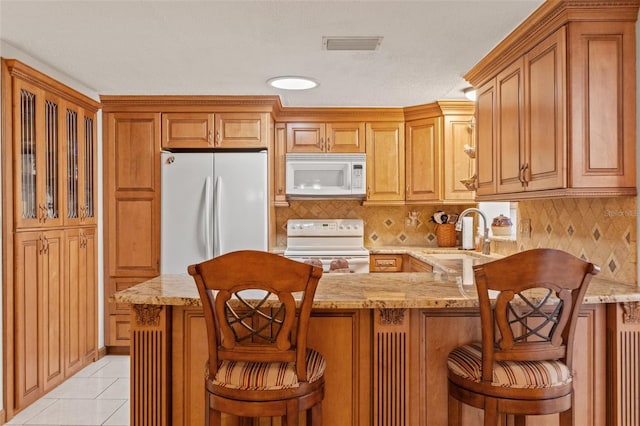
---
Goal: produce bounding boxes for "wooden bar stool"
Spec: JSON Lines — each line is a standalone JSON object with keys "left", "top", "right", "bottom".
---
{"left": 447, "top": 248, "right": 599, "bottom": 425}
{"left": 189, "top": 250, "right": 325, "bottom": 426}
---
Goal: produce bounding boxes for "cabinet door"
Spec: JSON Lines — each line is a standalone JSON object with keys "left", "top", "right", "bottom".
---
{"left": 106, "top": 113, "right": 161, "bottom": 277}
{"left": 442, "top": 115, "right": 476, "bottom": 202}
{"left": 13, "top": 80, "right": 65, "bottom": 229}
{"left": 365, "top": 122, "right": 405, "bottom": 202}
{"left": 63, "top": 105, "right": 97, "bottom": 226}
{"left": 286, "top": 122, "right": 325, "bottom": 152}
{"left": 64, "top": 227, "right": 98, "bottom": 368}
{"left": 162, "top": 113, "right": 214, "bottom": 149}
{"left": 14, "top": 230, "right": 65, "bottom": 410}
{"left": 405, "top": 118, "right": 440, "bottom": 202}
{"left": 215, "top": 113, "right": 266, "bottom": 148}
{"left": 524, "top": 27, "right": 566, "bottom": 192}
{"left": 326, "top": 122, "right": 365, "bottom": 153}
{"left": 475, "top": 80, "right": 497, "bottom": 196}
{"left": 496, "top": 58, "right": 526, "bottom": 194}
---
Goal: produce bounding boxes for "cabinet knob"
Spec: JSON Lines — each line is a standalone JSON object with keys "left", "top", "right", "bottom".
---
{"left": 326, "top": 137, "right": 331, "bottom": 151}
{"left": 215, "top": 131, "right": 221, "bottom": 145}
{"left": 208, "top": 130, "right": 213, "bottom": 145}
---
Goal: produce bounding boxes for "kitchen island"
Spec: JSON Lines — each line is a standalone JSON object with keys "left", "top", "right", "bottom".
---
{"left": 113, "top": 262, "right": 640, "bottom": 426}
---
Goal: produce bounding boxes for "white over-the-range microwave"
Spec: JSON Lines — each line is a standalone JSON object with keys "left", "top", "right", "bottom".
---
{"left": 285, "top": 153, "right": 366, "bottom": 197}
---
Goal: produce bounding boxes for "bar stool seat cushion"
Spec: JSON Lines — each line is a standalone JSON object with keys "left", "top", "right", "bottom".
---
{"left": 211, "top": 348, "right": 326, "bottom": 391}
{"left": 447, "top": 343, "right": 572, "bottom": 389}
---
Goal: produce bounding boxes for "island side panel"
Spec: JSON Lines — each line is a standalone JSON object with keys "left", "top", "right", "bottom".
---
{"left": 170, "top": 306, "right": 372, "bottom": 426}
{"left": 130, "top": 304, "right": 171, "bottom": 426}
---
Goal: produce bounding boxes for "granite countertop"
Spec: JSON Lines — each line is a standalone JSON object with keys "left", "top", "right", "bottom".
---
{"left": 112, "top": 255, "right": 640, "bottom": 309}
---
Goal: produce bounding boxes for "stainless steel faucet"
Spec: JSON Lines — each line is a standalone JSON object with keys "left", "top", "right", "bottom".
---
{"left": 455, "top": 208, "right": 491, "bottom": 255}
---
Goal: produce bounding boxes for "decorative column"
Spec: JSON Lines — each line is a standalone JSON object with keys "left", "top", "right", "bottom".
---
{"left": 607, "top": 302, "right": 640, "bottom": 426}
{"left": 373, "top": 308, "right": 410, "bottom": 426}
{"left": 130, "top": 304, "right": 171, "bottom": 426}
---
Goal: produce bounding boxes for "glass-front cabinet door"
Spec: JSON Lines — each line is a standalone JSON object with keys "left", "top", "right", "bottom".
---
{"left": 13, "top": 79, "right": 64, "bottom": 229}
{"left": 64, "top": 105, "right": 97, "bottom": 226}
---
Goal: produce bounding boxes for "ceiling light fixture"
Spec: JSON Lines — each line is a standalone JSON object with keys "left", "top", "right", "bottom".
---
{"left": 267, "top": 76, "right": 318, "bottom": 90}
{"left": 463, "top": 87, "right": 477, "bottom": 101}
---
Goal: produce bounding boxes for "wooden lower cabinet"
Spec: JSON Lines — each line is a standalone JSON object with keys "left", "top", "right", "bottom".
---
{"left": 13, "top": 228, "right": 98, "bottom": 412}
{"left": 64, "top": 227, "right": 98, "bottom": 376}
{"left": 131, "top": 304, "right": 606, "bottom": 426}
{"left": 412, "top": 305, "right": 605, "bottom": 426}
{"left": 170, "top": 307, "right": 371, "bottom": 426}
{"left": 14, "top": 230, "right": 65, "bottom": 408}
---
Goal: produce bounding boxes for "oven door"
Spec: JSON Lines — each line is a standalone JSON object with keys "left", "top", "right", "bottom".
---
{"left": 285, "top": 255, "right": 370, "bottom": 274}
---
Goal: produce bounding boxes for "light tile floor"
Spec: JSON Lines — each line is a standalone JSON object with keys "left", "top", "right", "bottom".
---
{"left": 7, "top": 355, "right": 130, "bottom": 426}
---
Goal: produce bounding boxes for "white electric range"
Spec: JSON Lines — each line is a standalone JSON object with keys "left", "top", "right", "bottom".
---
{"left": 284, "top": 219, "right": 370, "bottom": 273}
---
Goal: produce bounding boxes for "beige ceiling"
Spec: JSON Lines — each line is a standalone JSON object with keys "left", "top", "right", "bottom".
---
{"left": 0, "top": 0, "right": 544, "bottom": 107}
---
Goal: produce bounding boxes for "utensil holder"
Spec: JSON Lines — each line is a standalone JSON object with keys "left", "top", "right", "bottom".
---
{"left": 435, "top": 223, "right": 457, "bottom": 247}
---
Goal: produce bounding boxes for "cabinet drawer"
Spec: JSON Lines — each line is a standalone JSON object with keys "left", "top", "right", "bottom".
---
{"left": 370, "top": 254, "right": 404, "bottom": 272}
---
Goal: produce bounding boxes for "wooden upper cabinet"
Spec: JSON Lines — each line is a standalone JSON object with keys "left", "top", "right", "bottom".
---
{"left": 106, "top": 112, "right": 161, "bottom": 277}
{"left": 405, "top": 118, "right": 439, "bottom": 202}
{"left": 495, "top": 29, "right": 565, "bottom": 195}
{"left": 162, "top": 112, "right": 266, "bottom": 149}
{"left": 442, "top": 114, "right": 476, "bottom": 202}
{"left": 216, "top": 113, "right": 266, "bottom": 148}
{"left": 63, "top": 104, "right": 98, "bottom": 227}
{"left": 13, "top": 80, "right": 65, "bottom": 229}
{"left": 365, "top": 122, "right": 405, "bottom": 203}
{"left": 404, "top": 102, "right": 475, "bottom": 204}
{"left": 286, "top": 122, "right": 365, "bottom": 153}
{"left": 466, "top": 2, "right": 637, "bottom": 200}
{"left": 162, "top": 113, "right": 214, "bottom": 149}
{"left": 475, "top": 80, "right": 497, "bottom": 197}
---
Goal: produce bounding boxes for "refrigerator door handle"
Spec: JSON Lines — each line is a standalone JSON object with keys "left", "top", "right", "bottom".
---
{"left": 214, "top": 176, "right": 222, "bottom": 257}
{"left": 204, "top": 176, "right": 213, "bottom": 259}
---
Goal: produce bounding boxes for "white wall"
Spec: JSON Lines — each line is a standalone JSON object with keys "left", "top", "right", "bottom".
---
{"left": 0, "top": 41, "right": 106, "bottom": 414}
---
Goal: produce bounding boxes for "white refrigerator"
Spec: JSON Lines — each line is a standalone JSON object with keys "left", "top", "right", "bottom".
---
{"left": 160, "top": 151, "right": 268, "bottom": 274}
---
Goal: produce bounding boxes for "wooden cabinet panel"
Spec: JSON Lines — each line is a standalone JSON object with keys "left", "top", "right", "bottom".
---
{"left": 370, "top": 254, "right": 404, "bottom": 272}
{"left": 326, "top": 122, "right": 365, "bottom": 153}
{"left": 64, "top": 227, "right": 98, "bottom": 377}
{"left": 106, "top": 113, "right": 160, "bottom": 278}
{"left": 162, "top": 113, "right": 214, "bottom": 149}
{"left": 475, "top": 80, "right": 497, "bottom": 197}
{"left": 171, "top": 307, "right": 371, "bottom": 426}
{"left": 63, "top": 104, "right": 98, "bottom": 226}
{"left": 405, "top": 118, "right": 439, "bottom": 202}
{"left": 524, "top": 27, "right": 566, "bottom": 193}
{"left": 287, "top": 122, "right": 364, "bottom": 153}
{"left": 216, "top": 112, "right": 266, "bottom": 148}
{"left": 496, "top": 58, "right": 525, "bottom": 194}
{"left": 286, "top": 122, "right": 325, "bottom": 152}
{"left": 111, "top": 199, "right": 158, "bottom": 276}
{"left": 568, "top": 21, "right": 636, "bottom": 189}
{"left": 14, "top": 230, "right": 65, "bottom": 409}
{"left": 442, "top": 115, "right": 475, "bottom": 202}
{"left": 365, "top": 122, "right": 405, "bottom": 202}
{"left": 13, "top": 80, "right": 65, "bottom": 229}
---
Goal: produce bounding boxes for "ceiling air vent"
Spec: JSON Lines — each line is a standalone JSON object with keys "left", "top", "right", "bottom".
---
{"left": 322, "top": 36, "right": 383, "bottom": 51}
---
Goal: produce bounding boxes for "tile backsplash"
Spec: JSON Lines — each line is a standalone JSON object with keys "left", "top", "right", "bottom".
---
{"left": 275, "top": 200, "right": 474, "bottom": 248}
{"left": 509, "top": 197, "right": 637, "bottom": 283}
{"left": 276, "top": 197, "right": 637, "bottom": 283}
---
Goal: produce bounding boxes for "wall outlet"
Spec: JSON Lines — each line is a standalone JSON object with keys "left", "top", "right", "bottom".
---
{"left": 519, "top": 218, "right": 531, "bottom": 238}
